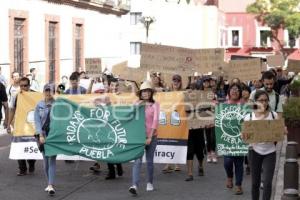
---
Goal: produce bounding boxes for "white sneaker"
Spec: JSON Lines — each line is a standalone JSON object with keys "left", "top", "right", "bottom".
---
{"left": 129, "top": 185, "right": 138, "bottom": 195}
{"left": 44, "top": 186, "right": 50, "bottom": 192}
{"left": 207, "top": 154, "right": 212, "bottom": 163}
{"left": 146, "top": 183, "right": 154, "bottom": 191}
{"left": 211, "top": 153, "right": 218, "bottom": 163}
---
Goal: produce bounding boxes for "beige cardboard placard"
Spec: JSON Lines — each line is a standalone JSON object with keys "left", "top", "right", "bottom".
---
{"left": 242, "top": 119, "right": 285, "bottom": 143}
{"left": 140, "top": 43, "right": 224, "bottom": 74}
{"left": 183, "top": 90, "right": 215, "bottom": 111}
{"left": 112, "top": 62, "right": 148, "bottom": 84}
{"left": 287, "top": 59, "right": 300, "bottom": 73}
{"left": 267, "top": 55, "right": 285, "bottom": 67}
{"left": 187, "top": 111, "right": 215, "bottom": 129}
{"left": 85, "top": 58, "right": 102, "bottom": 77}
{"left": 226, "top": 58, "right": 261, "bottom": 82}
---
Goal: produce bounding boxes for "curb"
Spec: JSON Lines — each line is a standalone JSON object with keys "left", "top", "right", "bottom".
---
{"left": 273, "top": 137, "right": 287, "bottom": 200}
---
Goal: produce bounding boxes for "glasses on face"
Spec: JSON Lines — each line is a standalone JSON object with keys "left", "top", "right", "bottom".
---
{"left": 20, "top": 84, "right": 29, "bottom": 88}
{"left": 231, "top": 87, "right": 239, "bottom": 92}
{"left": 256, "top": 99, "right": 269, "bottom": 103}
{"left": 172, "top": 79, "right": 181, "bottom": 83}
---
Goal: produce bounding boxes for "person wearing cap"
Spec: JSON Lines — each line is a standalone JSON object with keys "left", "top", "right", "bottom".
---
{"left": 162, "top": 74, "right": 182, "bottom": 173}
{"left": 34, "top": 83, "right": 56, "bottom": 196}
{"left": 129, "top": 81, "right": 160, "bottom": 196}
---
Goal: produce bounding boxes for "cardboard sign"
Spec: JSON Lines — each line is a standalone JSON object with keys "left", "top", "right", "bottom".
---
{"left": 140, "top": 43, "right": 224, "bottom": 74}
{"left": 242, "top": 119, "right": 285, "bottom": 143}
{"left": 112, "top": 62, "right": 147, "bottom": 84}
{"left": 287, "top": 59, "right": 300, "bottom": 73}
{"left": 183, "top": 90, "right": 215, "bottom": 111}
{"left": 85, "top": 58, "right": 102, "bottom": 77}
{"left": 267, "top": 55, "right": 285, "bottom": 67}
{"left": 226, "top": 58, "right": 262, "bottom": 82}
{"left": 187, "top": 111, "right": 214, "bottom": 129}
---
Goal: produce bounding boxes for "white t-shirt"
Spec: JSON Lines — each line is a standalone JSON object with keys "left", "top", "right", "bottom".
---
{"left": 6, "top": 85, "right": 19, "bottom": 108}
{"left": 244, "top": 111, "right": 278, "bottom": 155}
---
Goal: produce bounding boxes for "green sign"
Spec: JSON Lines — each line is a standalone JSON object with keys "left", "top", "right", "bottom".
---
{"left": 45, "top": 98, "right": 146, "bottom": 163}
{"left": 215, "top": 104, "right": 249, "bottom": 156}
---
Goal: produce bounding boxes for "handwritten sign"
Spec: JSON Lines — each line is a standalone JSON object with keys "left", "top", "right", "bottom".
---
{"left": 140, "top": 43, "right": 224, "bottom": 74}
{"left": 85, "top": 58, "right": 102, "bottom": 77}
{"left": 242, "top": 119, "right": 285, "bottom": 143}
{"left": 267, "top": 55, "right": 285, "bottom": 67}
{"left": 225, "top": 58, "right": 262, "bottom": 82}
{"left": 287, "top": 59, "right": 300, "bottom": 73}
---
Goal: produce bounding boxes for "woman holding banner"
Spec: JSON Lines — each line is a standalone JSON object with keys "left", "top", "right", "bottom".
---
{"left": 129, "top": 81, "right": 160, "bottom": 195}
{"left": 34, "top": 83, "right": 56, "bottom": 196}
{"left": 242, "top": 90, "right": 280, "bottom": 200}
{"left": 223, "top": 83, "right": 244, "bottom": 195}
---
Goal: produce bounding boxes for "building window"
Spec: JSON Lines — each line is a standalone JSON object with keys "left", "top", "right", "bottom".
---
{"left": 48, "top": 22, "right": 57, "bottom": 83}
{"left": 260, "top": 30, "right": 271, "bottom": 47}
{"left": 284, "top": 29, "right": 298, "bottom": 48}
{"left": 9, "top": 10, "right": 29, "bottom": 76}
{"left": 73, "top": 19, "right": 84, "bottom": 72}
{"left": 231, "top": 30, "right": 239, "bottom": 46}
{"left": 130, "top": 12, "right": 142, "bottom": 25}
{"left": 14, "top": 18, "right": 25, "bottom": 75}
{"left": 130, "top": 42, "right": 141, "bottom": 55}
{"left": 227, "top": 27, "right": 242, "bottom": 47}
{"left": 256, "top": 27, "right": 271, "bottom": 47}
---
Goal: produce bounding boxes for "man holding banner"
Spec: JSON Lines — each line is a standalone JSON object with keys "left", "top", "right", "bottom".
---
{"left": 7, "top": 77, "right": 36, "bottom": 176}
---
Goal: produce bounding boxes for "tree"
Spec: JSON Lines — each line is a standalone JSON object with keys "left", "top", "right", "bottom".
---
{"left": 247, "top": 0, "right": 300, "bottom": 53}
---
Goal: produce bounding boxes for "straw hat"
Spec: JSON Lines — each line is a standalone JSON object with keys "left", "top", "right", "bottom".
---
{"left": 140, "top": 81, "right": 153, "bottom": 91}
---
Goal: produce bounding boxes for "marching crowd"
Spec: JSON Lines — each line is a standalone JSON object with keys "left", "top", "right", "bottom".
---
{"left": 0, "top": 65, "right": 297, "bottom": 200}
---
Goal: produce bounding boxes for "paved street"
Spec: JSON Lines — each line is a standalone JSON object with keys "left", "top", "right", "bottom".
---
{"left": 0, "top": 133, "right": 253, "bottom": 200}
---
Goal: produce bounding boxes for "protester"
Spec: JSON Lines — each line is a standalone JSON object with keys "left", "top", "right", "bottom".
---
{"left": 129, "top": 81, "right": 160, "bottom": 195}
{"left": 29, "top": 68, "right": 40, "bottom": 92}
{"left": 7, "top": 71, "right": 20, "bottom": 108}
{"left": 185, "top": 77, "right": 206, "bottom": 181}
{"left": 162, "top": 74, "right": 182, "bottom": 173}
{"left": 242, "top": 90, "right": 281, "bottom": 200}
{"left": 215, "top": 77, "right": 227, "bottom": 103}
{"left": 64, "top": 72, "right": 87, "bottom": 163}
{"left": 151, "top": 72, "right": 165, "bottom": 92}
{"left": 0, "top": 82, "right": 8, "bottom": 128}
{"left": 0, "top": 66, "right": 7, "bottom": 87}
{"left": 205, "top": 76, "right": 217, "bottom": 163}
{"left": 105, "top": 79, "right": 123, "bottom": 180}
{"left": 34, "top": 83, "right": 56, "bottom": 196}
{"left": 7, "top": 77, "right": 36, "bottom": 176}
{"left": 250, "top": 71, "right": 284, "bottom": 117}
{"left": 223, "top": 83, "right": 244, "bottom": 195}
{"left": 65, "top": 72, "right": 87, "bottom": 95}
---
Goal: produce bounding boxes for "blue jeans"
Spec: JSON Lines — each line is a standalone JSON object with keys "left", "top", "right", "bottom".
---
{"left": 132, "top": 136, "right": 157, "bottom": 186}
{"left": 42, "top": 154, "right": 57, "bottom": 185}
{"left": 224, "top": 156, "right": 244, "bottom": 186}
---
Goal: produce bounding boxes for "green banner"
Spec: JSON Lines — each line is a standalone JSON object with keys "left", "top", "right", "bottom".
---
{"left": 215, "top": 104, "right": 249, "bottom": 156}
{"left": 45, "top": 98, "right": 146, "bottom": 163}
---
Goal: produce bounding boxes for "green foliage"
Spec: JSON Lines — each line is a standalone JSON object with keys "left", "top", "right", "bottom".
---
{"left": 247, "top": 0, "right": 300, "bottom": 39}
{"left": 289, "top": 77, "right": 300, "bottom": 92}
{"left": 283, "top": 97, "right": 300, "bottom": 127}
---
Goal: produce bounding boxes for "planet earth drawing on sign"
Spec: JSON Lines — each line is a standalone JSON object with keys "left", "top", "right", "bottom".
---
{"left": 77, "top": 118, "right": 117, "bottom": 151}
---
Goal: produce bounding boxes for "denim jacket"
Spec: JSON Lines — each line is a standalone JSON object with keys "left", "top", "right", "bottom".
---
{"left": 34, "top": 100, "right": 54, "bottom": 137}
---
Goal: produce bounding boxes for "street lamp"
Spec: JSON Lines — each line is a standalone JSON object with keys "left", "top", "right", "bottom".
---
{"left": 140, "top": 16, "right": 155, "bottom": 43}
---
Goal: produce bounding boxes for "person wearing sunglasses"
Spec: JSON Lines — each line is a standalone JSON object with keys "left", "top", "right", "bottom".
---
{"left": 7, "top": 77, "right": 36, "bottom": 176}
